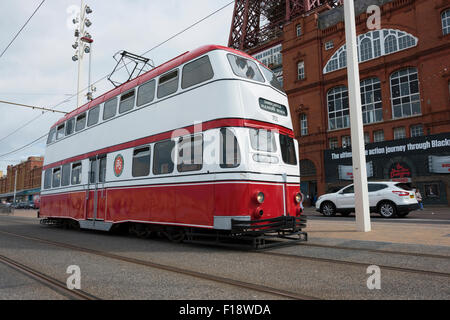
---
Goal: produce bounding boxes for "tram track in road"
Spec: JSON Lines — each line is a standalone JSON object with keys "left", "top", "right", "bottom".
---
{"left": 0, "top": 254, "right": 99, "bottom": 300}
{"left": 0, "top": 230, "right": 319, "bottom": 300}
{"left": 295, "top": 242, "right": 450, "bottom": 260}
{"left": 258, "top": 249, "right": 450, "bottom": 278}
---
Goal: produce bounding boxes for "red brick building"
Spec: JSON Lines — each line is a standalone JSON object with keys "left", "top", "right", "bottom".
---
{"left": 0, "top": 156, "right": 43, "bottom": 203}
{"left": 247, "top": 0, "right": 450, "bottom": 205}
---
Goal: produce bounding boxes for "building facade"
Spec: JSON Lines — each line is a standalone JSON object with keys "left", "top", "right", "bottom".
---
{"left": 247, "top": 0, "right": 450, "bottom": 205}
{"left": 0, "top": 156, "right": 43, "bottom": 203}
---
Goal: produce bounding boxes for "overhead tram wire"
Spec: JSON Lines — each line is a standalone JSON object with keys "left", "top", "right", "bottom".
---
{"left": 0, "top": 133, "right": 47, "bottom": 159}
{"left": 0, "top": 100, "right": 68, "bottom": 114}
{"left": 0, "top": 0, "right": 46, "bottom": 60}
{"left": 0, "top": 1, "right": 235, "bottom": 158}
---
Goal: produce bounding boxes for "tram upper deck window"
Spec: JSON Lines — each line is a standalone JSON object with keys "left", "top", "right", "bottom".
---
{"left": 52, "top": 167, "right": 61, "bottom": 188}
{"left": 87, "top": 105, "right": 100, "bottom": 127}
{"left": 153, "top": 140, "right": 175, "bottom": 175}
{"left": 75, "top": 113, "right": 87, "bottom": 132}
{"left": 260, "top": 66, "right": 283, "bottom": 91}
{"left": 157, "top": 70, "right": 179, "bottom": 99}
{"left": 47, "top": 127, "right": 56, "bottom": 144}
{"left": 220, "top": 128, "right": 241, "bottom": 168}
{"left": 177, "top": 135, "right": 203, "bottom": 172}
{"left": 103, "top": 97, "right": 117, "bottom": 121}
{"left": 132, "top": 146, "right": 151, "bottom": 177}
{"left": 279, "top": 134, "right": 297, "bottom": 165}
{"left": 71, "top": 163, "right": 82, "bottom": 185}
{"left": 181, "top": 56, "right": 214, "bottom": 89}
{"left": 119, "top": 90, "right": 135, "bottom": 114}
{"left": 227, "top": 54, "right": 264, "bottom": 83}
{"left": 137, "top": 80, "right": 155, "bottom": 107}
{"left": 44, "top": 169, "right": 52, "bottom": 189}
{"left": 65, "top": 118, "right": 75, "bottom": 136}
{"left": 249, "top": 129, "right": 277, "bottom": 153}
{"left": 56, "top": 124, "right": 65, "bottom": 140}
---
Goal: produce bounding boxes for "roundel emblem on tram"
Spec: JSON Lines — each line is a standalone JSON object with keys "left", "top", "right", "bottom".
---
{"left": 113, "top": 154, "right": 124, "bottom": 177}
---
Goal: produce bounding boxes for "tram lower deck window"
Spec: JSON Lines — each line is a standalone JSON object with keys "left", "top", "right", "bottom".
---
{"left": 61, "top": 164, "right": 71, "bottom": 187}
{"left": 44, "top": 170, "right": 52, "bottom": 189}
{"left": 249, "top": 129, "right": 277, "bottom": 152}
{"left": 52, "top": 168, "right": 61, "bottom": 188}
{"left": 220, "top": 128, "right": 241, "bottom": 168}
{"left": 280, "top": 134, "right": 297, "bottom": 165}
{"left": 71, "top": 163, "right": 82, "bottom": 185}
{"left": 177, "top": 135, "right": 203, "bottom": 172}
{"left": 153, "top": 140, "right": 175, "bottom": 175}
{"left": 133, "top": 146, "right": 151, "bottom": 177}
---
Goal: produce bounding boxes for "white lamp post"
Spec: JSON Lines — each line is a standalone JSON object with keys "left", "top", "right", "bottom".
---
{"left": 72, "top": 0, "right": 93, "bottom": 107}
{"left": 343, "top": 0, "right": 371, "bottom": 232}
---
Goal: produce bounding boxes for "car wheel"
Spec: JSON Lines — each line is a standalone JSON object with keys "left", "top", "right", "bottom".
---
{"left": 321, "top": 202, "right": 336, "bottom": 217}
{"left": 378, "top": 201, "right": 397, "bottom": 218}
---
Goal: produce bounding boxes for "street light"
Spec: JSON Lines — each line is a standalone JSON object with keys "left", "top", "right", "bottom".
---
{"left": 71, "top": 1, "right": 94, "bottom": 107}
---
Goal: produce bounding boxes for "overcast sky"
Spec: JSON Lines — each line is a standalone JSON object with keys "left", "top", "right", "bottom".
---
{"left": 0, "top": 0, "right": 234, "bottom": 173}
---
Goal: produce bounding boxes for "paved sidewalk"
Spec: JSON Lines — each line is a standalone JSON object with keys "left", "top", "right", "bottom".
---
{"left": 304, "top": 218, "right": 450, "bottom": 247}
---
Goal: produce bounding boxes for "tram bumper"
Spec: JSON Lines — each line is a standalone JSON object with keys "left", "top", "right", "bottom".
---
{"left": 231, "top": 215, "right": 307, "bottom": 238}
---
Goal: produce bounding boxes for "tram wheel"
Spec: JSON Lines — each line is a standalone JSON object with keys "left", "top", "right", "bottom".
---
{"left": 164, "top": 227, "right": 185, "bottom": 243}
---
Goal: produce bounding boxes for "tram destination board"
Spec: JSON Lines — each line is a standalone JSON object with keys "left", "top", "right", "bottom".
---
{"left": 259, "top": 98, "right": 287, "bottom": 116}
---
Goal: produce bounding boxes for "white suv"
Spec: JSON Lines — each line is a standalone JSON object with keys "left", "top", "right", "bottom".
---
{"left": 315, "top": 182, "right": 419, "bottom": 218}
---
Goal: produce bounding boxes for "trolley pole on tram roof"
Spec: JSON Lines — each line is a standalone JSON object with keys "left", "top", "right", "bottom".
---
{"left": 343, "top": 0, "right": 371, "bottom": 232}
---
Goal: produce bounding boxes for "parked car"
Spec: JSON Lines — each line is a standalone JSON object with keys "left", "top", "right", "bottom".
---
{"left": 315, "top": 182, "right": 419, "bottom": 218}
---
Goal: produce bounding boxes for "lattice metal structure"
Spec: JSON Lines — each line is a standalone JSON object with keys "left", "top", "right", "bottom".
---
{"left": 228, "top": 0, "right": 342, "bottom": 51}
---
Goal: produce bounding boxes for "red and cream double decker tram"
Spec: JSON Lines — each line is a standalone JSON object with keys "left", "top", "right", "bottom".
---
{"left": 40, "top": 45, "right": 307, "bottom": 246}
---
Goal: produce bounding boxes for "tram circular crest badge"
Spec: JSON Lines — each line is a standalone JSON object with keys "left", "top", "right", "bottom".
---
{"left": 114, "top": 154, "right": 124, "bottom": 177}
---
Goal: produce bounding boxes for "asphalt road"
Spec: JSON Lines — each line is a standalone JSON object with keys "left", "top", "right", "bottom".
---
{"left": 304, "top": 205, "right": 450, "bottom": 221}
{"left": 0, "top": 214, "right": 449, "bottom": 300}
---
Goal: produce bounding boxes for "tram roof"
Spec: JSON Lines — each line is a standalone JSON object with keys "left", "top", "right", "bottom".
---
{"left": 51, "top": 45, "right": 257, "bottom": 129}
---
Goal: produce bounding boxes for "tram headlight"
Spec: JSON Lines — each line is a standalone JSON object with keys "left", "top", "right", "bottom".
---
{"left": 256, "top": 192, "right": 265, "bottom": 204}
{"left": 295, "top": 193, "right": 302, "bottom": 204}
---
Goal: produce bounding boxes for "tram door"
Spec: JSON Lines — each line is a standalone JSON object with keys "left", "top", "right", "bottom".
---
{"left": 86, "top": 155, "right": 107, "bottom": 221}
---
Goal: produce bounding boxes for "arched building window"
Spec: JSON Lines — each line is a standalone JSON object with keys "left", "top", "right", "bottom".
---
{"left": 442, "top": 9, "right": 450, "bottom": 35}
{"left": 390, "top": 67, "right": 421, "bottom": 119}
{"left": 323, "top": 29, "right": 418, "bottom": 74}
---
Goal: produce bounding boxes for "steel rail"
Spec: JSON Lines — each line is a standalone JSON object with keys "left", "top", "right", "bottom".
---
{"left": 296, "top": 243, "right": 450, "bottom": 260}
{"left": 0, "top": 254, "right": 99, "bottom": 300}
{"left": 0, "top": 230, "right": 319, "bottom": 300}
{"left": 258, "top": 251, "right": 450, "bottom": 278}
